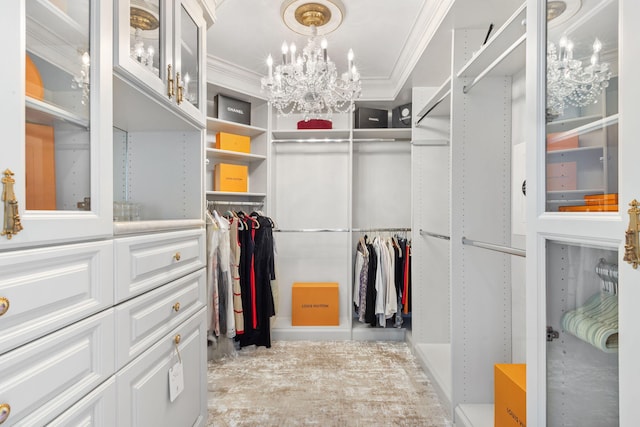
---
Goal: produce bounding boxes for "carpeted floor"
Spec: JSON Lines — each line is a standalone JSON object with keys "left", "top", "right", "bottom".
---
{"left": 207, "top": 340, "right": 452, "bottom": 427}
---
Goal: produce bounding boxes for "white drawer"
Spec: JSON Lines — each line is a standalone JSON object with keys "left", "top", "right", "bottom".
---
{"left": 117, "top": 308, "right": 207, "bottom": 427}
{"left": 114, "top": 229, "right": 205, "bottom": 303}
{"left": 0, "top": 240, "right": 113, "bottom": 355}
{"left": 48, "top": 377, "right": 116, "bottom": 427}
{"left": 0, "top": 309, "right": 115, "bottom": 427}
{"left": 115, "top": 268, "right": 206, "bottom": 370}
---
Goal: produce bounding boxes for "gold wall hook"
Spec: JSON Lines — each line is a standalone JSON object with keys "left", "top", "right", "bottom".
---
{"left": 623, "top": 199, "right": 640, "bottom": 269}
{"left": 167, "top": 64, "right": 175, "bottom": 98}
{"left": 2, "top": 169, "right": 23, "bottom": 240}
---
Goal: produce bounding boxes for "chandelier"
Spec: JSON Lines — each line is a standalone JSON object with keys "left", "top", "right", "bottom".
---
{"left": 260, "top": 1, "right": 361, "bottom": 120}
{"left": 129, "top": 6, "right": 159, "bottom": 74}
{"left": 546, "top": 35, "right": 611, "bottom": 119}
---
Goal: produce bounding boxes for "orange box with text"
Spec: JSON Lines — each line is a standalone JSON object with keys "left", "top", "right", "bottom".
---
{"left": 215, "top": 132, "right": 250, "bottom": 153}
{"left": 292, "top": 282, "right": 339, "bottom": 326}
{"left": 495, "top": 364, "right": 526, "bottom": 427}
{"left": 214, "top": 163, "right": 248, "bottom": 192}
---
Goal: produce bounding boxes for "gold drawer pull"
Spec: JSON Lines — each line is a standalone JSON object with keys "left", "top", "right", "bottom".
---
{"left": 2, "top": 169, "right": 23, "bottom": 240}
{"left": 174, "top": 334, "right": 181, "bottom": 345}
{"left": 173, "top": 302, "right": 180, "bottom": 312}
{"left": 173, "top": 252, "right": 181, "bottom": 261}
{"left": 0, "top": 297, "right": 8, "bottom": 316}
{"left": 0, "top": 403, "right": 10, "bottom": 424}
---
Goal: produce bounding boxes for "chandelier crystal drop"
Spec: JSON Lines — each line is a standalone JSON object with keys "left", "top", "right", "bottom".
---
{"left": 71, "top": 50, "right": 90, "bottom": 105}
{"left": 260, "top": 25, "right": 361, "bottom": 120}
{"left": 546, "top": 35, "right": 612, "bottom": 119}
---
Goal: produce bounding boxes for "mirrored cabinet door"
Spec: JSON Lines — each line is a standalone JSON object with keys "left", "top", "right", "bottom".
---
{"left": 545, "top": 0, "right": 619, "bottom": 213}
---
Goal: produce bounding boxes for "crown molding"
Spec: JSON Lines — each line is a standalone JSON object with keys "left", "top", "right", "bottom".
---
{"left": 206, "top": 0, "right": 455, "bottom": 102}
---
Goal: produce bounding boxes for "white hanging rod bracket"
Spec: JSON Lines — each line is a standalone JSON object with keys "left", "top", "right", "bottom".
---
{"left": 462, "top": 236, "right": 525, "bottom": 257}
{"left": 419, "top": 229, "right": 450, "bottom": 240}
{"left": 462, "top": 34, "right": 526, "bottom": 94}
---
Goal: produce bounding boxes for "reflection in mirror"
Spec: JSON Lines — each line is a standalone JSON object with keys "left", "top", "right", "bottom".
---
{"left": 129, "top": 1, "right": 161, "bottom": 77}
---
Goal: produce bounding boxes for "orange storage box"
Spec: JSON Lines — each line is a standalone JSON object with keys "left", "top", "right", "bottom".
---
{"left": 584, "top": 193, "right": 618, "bottom": 206}
{"left": 214, "top": 163, "right": 248, "bottom": 192}
{"left": 215, "top": 132, "right": 250, "bottom": 153}
{"left": 495, "top": 364, "right": 526, "bottom": 427}
{"left": 292, "top": 282, "right": 339, "bottom": 326}
{"left": 546, "top": 132, "right": 579, "bottom": 151}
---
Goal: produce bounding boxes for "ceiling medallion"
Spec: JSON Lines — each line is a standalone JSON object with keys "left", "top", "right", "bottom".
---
{"left": 130, "top": 6, "right": 159, "bottom": 31}
{"left": 295, "top": 3, "right": 331, "bottom": 27}
{"left": 546, "top": 1, "right": 567, "bottom": 21}
{"left": 282, "top": 0, "right": 344, "bottom": 35}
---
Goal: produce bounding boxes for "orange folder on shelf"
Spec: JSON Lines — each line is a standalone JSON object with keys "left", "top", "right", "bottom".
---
{"left": 215, "top": 132, "right": 250, "bottom": 153}
{"left": 559, "top": 204, "right": 618, "bottom": 212}
{"left": 584, "top": 193, "right": 618, "bottom": 206}
{"left": 292, "top": 282, "right": 339, "bottom": 326}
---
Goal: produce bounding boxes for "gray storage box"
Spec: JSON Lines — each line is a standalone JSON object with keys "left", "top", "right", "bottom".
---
{"left": 392, "top": 103, "right": 412, "bottom": 128}
{"left": 212, "top": 94, "right": 251, "bottom": 125}
{"left": 354, "top": 107, "right": 388, "bottom": 128}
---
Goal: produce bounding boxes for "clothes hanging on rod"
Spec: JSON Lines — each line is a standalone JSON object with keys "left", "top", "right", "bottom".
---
{"left": 205, "top": 205, "right": 277, "bottom": 350}
{"left": 353, "top": 233, "right": 411, "bottom": 328}
{"left": 560, "top": 258, "right": 618, "bottom": 353}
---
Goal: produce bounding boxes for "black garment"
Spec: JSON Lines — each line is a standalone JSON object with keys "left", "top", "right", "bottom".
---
{"left": 236, "top": 213, "right": 276, "bottom": 349}
{"left": 365, "top": 241, "right": 378, "bottom": 327}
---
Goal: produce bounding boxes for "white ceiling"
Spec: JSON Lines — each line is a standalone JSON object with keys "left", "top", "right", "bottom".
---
{"left": 205, "top": 0, "right": 612, "bottom": 107}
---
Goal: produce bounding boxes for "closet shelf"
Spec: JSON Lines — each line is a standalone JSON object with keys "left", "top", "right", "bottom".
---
{"left": 546, "top": 146, "right": 604, "bottom": 156}
{"left": 547, "top": 115, "right": 603, "bottom": 133}
{"left": 547, "top": 114, "right": 619, "bottom": 141}
{"left": 206, "top": 117, "right": 266, "bottom": 137}
{"left": 26, "top": 96, "right": 89, "bottom": 129}
{"left": 272, "top": 128, "right": 351, "bottom": 140}
{"left": 416, "top": 77, "right": 452, "bottom": 124}
{"left": 206, "top": 191, "right": 266, "bottom": 198}
{"left": 352, "top": 128, "right": 412, "bottom": 141}
{"left": 456, "top": 2, "right": 526, "bottom": 80}
{"left": 205, "top": 148, "right": 266, "bottom": 163}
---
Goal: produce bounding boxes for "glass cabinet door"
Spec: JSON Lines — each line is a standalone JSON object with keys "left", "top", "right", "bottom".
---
{"left": 115, "top": 0, "right": 171, "bottom": 97}
{"left": 0, "top": 0, "right": 111, "bottom": 247}
{"left": 173, "top": 0, "right": 205, "bottom": 121}
{"left": 545, "top": 0, "right": 619, "bottom": 213}
{"left": 25, "top": 0, "right": 91, "bottom": 212}
{"left": 546, "top": 241, "right": 619, "bottom": 425}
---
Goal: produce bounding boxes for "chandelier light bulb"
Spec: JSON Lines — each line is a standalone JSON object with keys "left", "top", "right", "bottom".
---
{"left": 593, "top": 38, "right": 602, "bottom": 53}
{"left": 290, "top": 43, "right": 297, "bottom": 62}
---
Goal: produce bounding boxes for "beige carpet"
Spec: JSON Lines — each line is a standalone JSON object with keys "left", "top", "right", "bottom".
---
{"left": 207, "top": 340, "right": 452, "bottom": 426}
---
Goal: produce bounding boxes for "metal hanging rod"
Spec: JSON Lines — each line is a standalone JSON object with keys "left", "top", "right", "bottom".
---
{"left": 207, "top": 200, "right": 264, "bottom": 207}
{"left": 271, "top": 138, "right": 351, "bottom": 143}
{"left": 462, "top": 237, "right": 526, "bottom": 257}
{"left": 352, "top": 227, "right": 411, "bottom": 232}
{"left": 415, "top": 89, "right": 451, "bottom": 125}
{"left": 352, "top": 139, "right": 412, "bottom": 143}
{"left": 419, "top": 229, "right": 451, "bottom": 240}
{"left": 462, "top": 34, "right": 526, "bottom": 94}
{"left": 273, "top": 228, "right": 350, "bottom": 233}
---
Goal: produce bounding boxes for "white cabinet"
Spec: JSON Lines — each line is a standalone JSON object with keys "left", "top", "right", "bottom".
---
{"left": 114, "top": 0, "right": 208, "bottom": 127}
{"left": 114, "top": 228, "right": 206, "bottom": 302}
{"left": 0, "top": 309, "right": 115, "bottom": 426}
{"left": 116, "top": 308, "right": 207, "bottom": 427}
{"left": 114, "top": 268, "right": 206, "bottom": 369}
{"left": 48, "top": 377, "right": 117, "bottom": 427}
{"left": 0, "top": 0, "right": 113, "bottom": 249}
{"left": 525, "top": 0, "right": 638, "bottom": 425}
{"left": 0, "top": 240, "right": 113, "bottom": 354}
